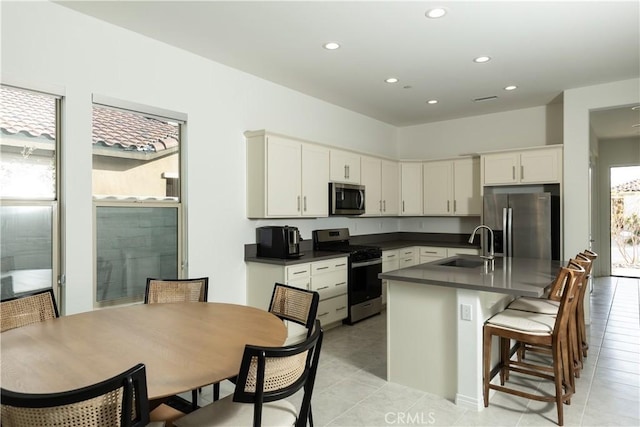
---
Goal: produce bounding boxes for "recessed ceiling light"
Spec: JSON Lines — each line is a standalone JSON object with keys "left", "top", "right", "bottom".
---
{"left": 323, "top": 42, "right": 340, "bottom": 50}
{"left": 425, "top": 8, "right": 447, "bottom": 19}
{"left": 473, "top": 56, "right": 491, "bottom": 63}
{"left": 385, "top": 77, "right": 399, "bottom": 84}
{"left": 504, "top": 85, "right": 518, "bottom": 91}
{"left": 427, "top": 99, "right": 438, "bottom": 104}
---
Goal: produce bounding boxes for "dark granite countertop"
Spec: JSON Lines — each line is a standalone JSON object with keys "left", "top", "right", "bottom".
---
{"left": 380, "top": 255, "right": 564, "bottom": 297}
{"left": 245, "top": 232, "right": 480, "bottom": 265}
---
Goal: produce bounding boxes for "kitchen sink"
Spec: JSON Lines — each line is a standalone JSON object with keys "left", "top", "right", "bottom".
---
{"left": 437, "top": 258, "right": 485, "bottom": 268}
{"left": 427, "top": 255, "right": 488, "bottom": 269}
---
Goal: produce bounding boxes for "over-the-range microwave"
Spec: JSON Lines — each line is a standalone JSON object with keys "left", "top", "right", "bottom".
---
{"left": 329, "top": 182, "right": 365, "bottom": 216}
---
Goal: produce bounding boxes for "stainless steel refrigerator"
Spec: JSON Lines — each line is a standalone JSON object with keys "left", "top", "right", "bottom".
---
{"left": 483, "top": 192, "right": 560, "bottom": 260}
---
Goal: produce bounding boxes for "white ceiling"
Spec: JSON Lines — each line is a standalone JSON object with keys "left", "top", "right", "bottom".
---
{"left": 58, "top": 1, "right": 640, "bottom": 136}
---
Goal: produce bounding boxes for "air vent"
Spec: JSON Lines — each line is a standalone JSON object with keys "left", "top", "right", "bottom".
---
{"left": 473, "top": 96, "right": 498, "bottom": 102}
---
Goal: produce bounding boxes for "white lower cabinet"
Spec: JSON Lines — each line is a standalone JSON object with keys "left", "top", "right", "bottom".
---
{"left": 419, "top": 246, "right": 447, "bottom": 264}
{"left": 246, "top": 256, "right": 348, "bottom": 341}
{"left": 399, "top": 247, "right": 419, "bottom": 268}
{"left": 419, "top": 246, "right": 480, "bottom": 264}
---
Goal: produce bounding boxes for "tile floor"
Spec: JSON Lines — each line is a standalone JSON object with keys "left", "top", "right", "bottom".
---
{"left": 190, "top": 276, "right": 639, "bottom": 426}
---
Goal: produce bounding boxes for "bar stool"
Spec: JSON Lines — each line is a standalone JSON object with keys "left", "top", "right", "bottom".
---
{"left": 483, "top": 263, "right": 585, "bottom": 426}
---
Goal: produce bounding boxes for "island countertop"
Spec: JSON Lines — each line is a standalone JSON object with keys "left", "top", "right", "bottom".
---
{"left": 379, "top": 255, "right": 564, "bottom": 298}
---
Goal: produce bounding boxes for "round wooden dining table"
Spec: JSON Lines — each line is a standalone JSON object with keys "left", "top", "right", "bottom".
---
{"left": 0, "top": 302, "right": 287, "bottom": 401}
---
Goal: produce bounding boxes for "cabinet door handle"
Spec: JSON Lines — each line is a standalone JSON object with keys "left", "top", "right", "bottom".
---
{"left": 447, "top": 200, "right": 450, "bottom": 212}
{"left": 336, "top": 306, "right": 347, "bottom": 311}
{"left": 387, "top": 254, "right": 396, "bottom": 258}
{"left": 318, "top": 312, "right": 330, "bottom": 317}
{"left": 423, "top": 251, "right": 436, "bottom": 254}
{"left": 520, "top": 165, "right": 524, "bottom": 180}
{"left": 317, "top": 286, "right": 329, "bottom": 291}
{"left": 297, "top": 196, "right": 301, "bottom": 211}
{"left": 335, "top": 263, "right": 347, "bottom": 267}
{"left": 512, "top": 166, "right": 515, "bottom": 180}
{"left": 402, "top": 201, "right": 405, "bottom": 212}
{"left": 303, "top": 196, "right": 307, "bottom": 212}
{"left": 335, "top": 282, "right": 347, "bottom": 287}
{"left": 293, "top": 270, "right": 307, "bottom": 275}
{"left": 316, "top": 266, "right": 329, "bottom": 270}
{"left": 453, "top": 200, "right": 457, "bottom": 212}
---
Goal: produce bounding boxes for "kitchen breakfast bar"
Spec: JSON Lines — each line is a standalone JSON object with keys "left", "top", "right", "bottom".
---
{"left": 380, "top": 255, "right": 564, "bottom": 411}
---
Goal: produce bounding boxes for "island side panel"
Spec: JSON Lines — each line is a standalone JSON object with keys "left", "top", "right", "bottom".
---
{"left": 387, "top": 279, "right": 457, "bottom": 400}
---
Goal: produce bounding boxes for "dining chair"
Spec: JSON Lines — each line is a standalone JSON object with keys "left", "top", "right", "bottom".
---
{"left": 0, "top": 288, "right": 59, "bottom": 333}
{"left": 144, "top": 277, "right": 215, "bottom": 407}
{"left": 269, "top": 282, "right": 320, "bottom": 344}
{"left": 144, "top": 277, "right": 209, "bottom": 304}
{"left": 482, "top": 263, "right": 585, "bottom": 426}
{"left": 173, "top": 319, "right": 324, "bottom": 427}
{"left": 0, "top": 363, "right": 163, "bottom": 427}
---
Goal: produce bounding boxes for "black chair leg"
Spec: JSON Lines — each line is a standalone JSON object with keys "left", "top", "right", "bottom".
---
{"left": 191, "top": 389, "right": 198, "bottom": 410}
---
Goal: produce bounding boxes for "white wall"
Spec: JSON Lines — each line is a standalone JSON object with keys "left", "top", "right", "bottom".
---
{"left": 1, "top": 1, "right": 397, "bottom": 313}
{"left": 397, "top": 104, "right": 563, "bottom": 159}
{"left": 564, "top": 79, "right": 640, "bottom": 262}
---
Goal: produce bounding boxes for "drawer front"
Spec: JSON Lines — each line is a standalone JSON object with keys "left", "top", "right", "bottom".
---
{"left": 311, "top": 257, "right": 348, "bottom": 275}
{"left": 316, "top": 294, "right": 348, "bottom": 326}
{"left": 286, "top": 263, "right": 311, "bottom": 281}
{"left": 419, "top": 246, "right": 447, "bottom": 257}
{"left": 286, "top": 277, "right": 310, "bottom": 290}
{"left": 310, "top": 271, "right": 348, "bottom": 299}
{"left": 382, "top": 250, "right": 399, "bottom": 261}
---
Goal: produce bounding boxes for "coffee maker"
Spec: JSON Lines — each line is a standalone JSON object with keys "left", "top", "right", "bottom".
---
{"left": 256, "top": 226, "right": 302, "bottom": 259}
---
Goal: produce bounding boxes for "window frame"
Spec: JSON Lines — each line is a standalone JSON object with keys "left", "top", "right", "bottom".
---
{"left": 0, "top": 85, "right": 62, "bottom": 309}
{"left": 90, "top": 97, "right": 186, "bottom": 308}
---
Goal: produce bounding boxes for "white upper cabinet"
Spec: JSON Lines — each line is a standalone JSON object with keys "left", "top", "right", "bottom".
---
{"left": 482, "top": 146, "right": 562, "bottom": 186}
{"left": 423, "top": 158, "right": 480, "bottom": 216}
{"left": 381, "top": 160, "right": 400, "bottom": 215}
{"left": 361, "top": 156, "right": 399, "bottom": 216}
{"left": 330, "top": 149, "right": 361, "bottom": 184}
{"left": 400, "top": 162, "right": 423, "bottom": 216}
{"left": 301, "top": 143, "right": 330, "bottom": 217}
{"left": 246, "top": 131, "right": 329, "bottom": 218}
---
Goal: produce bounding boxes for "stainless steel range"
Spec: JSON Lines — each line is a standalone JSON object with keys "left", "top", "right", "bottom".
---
{"left": 313, "top": 228, "right": 382, "bottom": 324}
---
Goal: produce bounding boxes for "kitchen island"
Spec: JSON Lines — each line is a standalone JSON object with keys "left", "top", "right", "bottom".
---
{"left": 379, "top": 255, "right": 563, "bottom": 411}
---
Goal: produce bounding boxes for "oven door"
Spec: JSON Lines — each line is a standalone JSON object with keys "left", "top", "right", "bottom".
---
{"left": 330, "top": 183, "right": 365, "bottom": 216}
{"left": 349, "top": 258, "right": 382, "bottom": 305}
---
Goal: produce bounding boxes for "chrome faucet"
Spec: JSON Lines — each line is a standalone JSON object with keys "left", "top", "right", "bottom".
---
{"left": 469, "top": 225, "right": 495, "bottom": 271}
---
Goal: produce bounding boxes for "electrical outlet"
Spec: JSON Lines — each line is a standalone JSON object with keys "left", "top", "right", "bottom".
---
{"left": 461, "top": 304, "right": 472, "bottom": 321}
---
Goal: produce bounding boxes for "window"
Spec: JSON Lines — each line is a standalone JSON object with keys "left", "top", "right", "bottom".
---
{"left": 0, "top": 85, "right": 60, "bottom": 302}
{"left": 92, "top": 98, "right": 184, "bottom": 306}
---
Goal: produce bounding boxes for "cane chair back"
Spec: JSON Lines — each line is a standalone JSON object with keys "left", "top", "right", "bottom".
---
{"left": 1, "top": 289, "right": 59, "bottom": 333}
{"left": 269, "top": 283, "right": 319, "bottom": 334}
{"left": 1, "top": 363, "right": 151, "bottom": 427}
{"left": 144, "top": 278, "right": 208, "bottom": 304}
